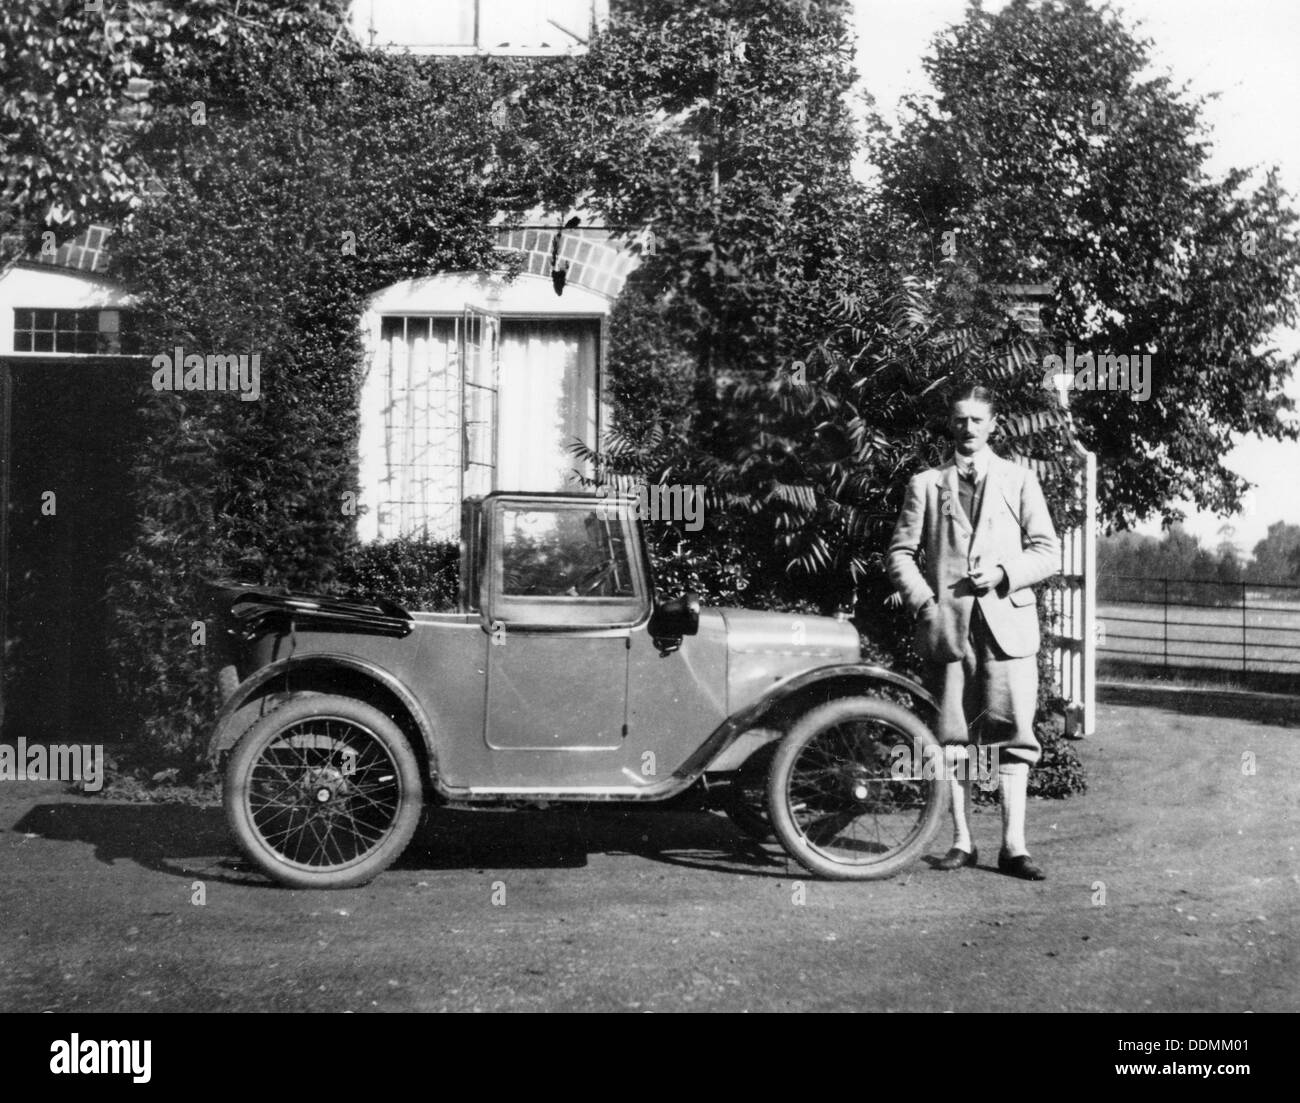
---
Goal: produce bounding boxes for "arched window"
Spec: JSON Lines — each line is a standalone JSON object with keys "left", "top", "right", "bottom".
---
{"left": 358, "top": 273, "right": 611, "bottom": 542}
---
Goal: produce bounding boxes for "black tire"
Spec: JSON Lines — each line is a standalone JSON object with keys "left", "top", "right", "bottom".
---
{"left": 224, "top": 693, "right": 423, "bottom": 889}
{"left": 767, "top": 696, "right": 947, "bottom": 880}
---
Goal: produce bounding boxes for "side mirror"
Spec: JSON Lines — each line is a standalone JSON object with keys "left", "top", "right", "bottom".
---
{"left": 648, "top": 593, "right": 700, "bottom": 655}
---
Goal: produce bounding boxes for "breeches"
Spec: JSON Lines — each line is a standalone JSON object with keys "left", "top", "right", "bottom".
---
{"left": 923, "top": 605, "right": 1041, "bottom": 766}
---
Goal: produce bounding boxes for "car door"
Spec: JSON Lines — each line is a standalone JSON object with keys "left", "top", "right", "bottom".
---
{"left": 481, "top": 496, "right": 648, "bottom": 757}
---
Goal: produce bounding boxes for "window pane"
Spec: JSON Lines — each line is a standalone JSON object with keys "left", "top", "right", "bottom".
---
{"left": 12, "top": 308, "right": 137, "bottom": 354}
{"left": 377, "top": 315, "right": 460, "bottom": 540}
{"left": 357, "top": 0, "right": 476, "bottom": 47}
{"left": 97, "top": 309, "right": 119, "bottom": 354}
{"left": 501, "top": 506, "right": 633, "bottom": 598}
{"left": 50, "top": 310, "right": 93, "bottom": 353}
{"left": 481, "top": 0, "right": 593, "bottom": 48}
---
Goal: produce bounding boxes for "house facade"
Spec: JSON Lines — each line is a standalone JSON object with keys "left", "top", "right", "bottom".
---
{"left": 0, "top": 0, "right": 1096, "bottom": 741}
{"left": 355, "top": 222, "right": 644, "bottom": 543}
{"left": 0, "top": 0, "right": 625, "bottom": 737}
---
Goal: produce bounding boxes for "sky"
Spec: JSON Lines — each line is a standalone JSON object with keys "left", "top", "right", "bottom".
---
{"left": 850, "top": 0, "right": 1300, "bottom": 555}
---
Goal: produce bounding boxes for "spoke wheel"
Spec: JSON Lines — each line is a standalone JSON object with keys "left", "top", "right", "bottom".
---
{"left": 224, "top": 693, "right": 422, "bottom": 889}
{"left": 768, "top": 697, "right": 947, "bottom": 880}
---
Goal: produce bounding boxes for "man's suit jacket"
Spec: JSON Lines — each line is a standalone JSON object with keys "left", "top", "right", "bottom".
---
{"left": 888, "top": 452, "right": 1061, "bottom": 661}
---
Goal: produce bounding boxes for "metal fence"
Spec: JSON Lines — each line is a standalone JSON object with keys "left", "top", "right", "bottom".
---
{"left": 1097, "top": 576, "right": 1300, "bottom": 678}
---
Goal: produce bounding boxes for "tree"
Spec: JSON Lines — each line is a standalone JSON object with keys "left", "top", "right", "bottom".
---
{"left": 1215, "top": 523, "right": 1243, "bottom": 582}
{"left": 1097, "top": 523, "right": 1253, "bottom": 603}
{"left": 868, "top": 0, "right": 1300, "bottom": 530}
{"left": 523, "top": 0, "right": 1071, "bottom": 620}
{"left": 1249, "top": 521, "right": 1300, "bottom": 582}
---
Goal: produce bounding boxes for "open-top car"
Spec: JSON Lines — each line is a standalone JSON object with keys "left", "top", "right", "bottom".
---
{"left": 209, "top": 492, "right": 948, "bottom": 888}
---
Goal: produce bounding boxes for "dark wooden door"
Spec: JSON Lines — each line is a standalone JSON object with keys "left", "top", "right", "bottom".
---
{"left": 1, "top": 360, "right": 138, "bottom": 742}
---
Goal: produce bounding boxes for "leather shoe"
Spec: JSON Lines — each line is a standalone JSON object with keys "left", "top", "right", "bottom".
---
{"left": 998, "top": 849, "right": 1046, "bottom": 880}
{"left": 933, "top": 845, "right": 978, "bottom": 870}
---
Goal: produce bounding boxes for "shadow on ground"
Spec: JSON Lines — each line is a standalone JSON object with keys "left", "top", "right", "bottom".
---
{"left": 1098, "top": 682, "right": 1300, "bottom": 726}
{"left": 11, "top": 802, "right": 795, "bottom": 885}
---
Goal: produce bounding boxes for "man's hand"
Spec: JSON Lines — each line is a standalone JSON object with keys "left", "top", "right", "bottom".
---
{"left": 968, "top": 564, "right": 1007, "bottom": 594}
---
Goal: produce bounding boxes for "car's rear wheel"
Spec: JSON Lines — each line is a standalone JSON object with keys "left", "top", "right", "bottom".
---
{"left": 767, "top": 696, "right": 947, "bottom": 880}
{"left": 224, "top": 693, "right": 423, "bottom": 889}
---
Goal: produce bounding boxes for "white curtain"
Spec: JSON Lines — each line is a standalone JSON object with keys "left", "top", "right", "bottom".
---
{"left": 497, "top": 320, "right": 598, "bottom": 492}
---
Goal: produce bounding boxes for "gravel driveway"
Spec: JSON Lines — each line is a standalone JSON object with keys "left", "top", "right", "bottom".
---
{"left": 1, "top": 687, "right": 1296, "bottom": 1012}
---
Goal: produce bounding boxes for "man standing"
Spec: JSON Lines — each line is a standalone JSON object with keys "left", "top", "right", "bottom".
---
{"left": 888, "top": 385, "right": 1061, "bottom": 879}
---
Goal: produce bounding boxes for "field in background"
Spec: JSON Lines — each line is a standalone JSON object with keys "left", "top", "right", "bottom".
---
{"left": 1096, "top": 578, "right": 1300, "bottom": 692}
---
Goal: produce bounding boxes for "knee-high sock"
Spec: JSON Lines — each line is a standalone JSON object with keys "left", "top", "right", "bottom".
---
{"left": 999, "top": 760, "right": 1030, "bottom": 856}
{"left": 944, "top": 745, "right": 973, "bottom": 852}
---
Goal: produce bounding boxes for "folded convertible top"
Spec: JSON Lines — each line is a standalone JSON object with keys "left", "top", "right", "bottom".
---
{"left": 211, "top": 583, "right": 414, "bottom": 640}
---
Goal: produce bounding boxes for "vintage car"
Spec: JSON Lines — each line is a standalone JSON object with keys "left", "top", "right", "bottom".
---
{"left": 208, "top": 492, "right": 947, "bottom": 889}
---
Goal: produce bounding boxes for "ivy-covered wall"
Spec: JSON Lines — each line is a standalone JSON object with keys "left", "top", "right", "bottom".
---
{"left": 25, "top": 0, "right": 1078, "bottom": 792}
{"left": 106, "top": 43, "right": 521, "bottom": 766}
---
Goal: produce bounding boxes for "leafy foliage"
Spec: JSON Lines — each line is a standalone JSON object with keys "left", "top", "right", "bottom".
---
{"left": 0, "top": 0, "right": 350, "bottom": 245}
{"left": 1098, "top": 525, "right": 1266, "bottom": 601}
{"left": 1248, "top": 521, "right": 1300, "bottom": 584}
{"left": 334, "top": 539, "right": 460, "bottom": 613}
{"left": 1028, "top": 714, "right": 1088, "bottom": 800}
{"left": 867, "top": 0, "right": 1300, "bottom": 529}
{"left": 557, "top": 3, "right": 1077, "bottom": 623}
{"left": 12, "top": 0, "right": 1087, "bottom": 803}
{"left": 100, "top": 28, "right": 510, "bottom": 765}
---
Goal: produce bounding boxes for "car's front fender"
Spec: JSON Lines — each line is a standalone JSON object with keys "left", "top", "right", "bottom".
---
{"left": 686, "top": 664, "right": 938, "bottom": 774}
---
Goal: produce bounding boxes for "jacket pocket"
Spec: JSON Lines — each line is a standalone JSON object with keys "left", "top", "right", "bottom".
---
{"left": 1008, "top": 588, "right": 1036, "bottom": 607}
{"left": 912, "top": 601, "right": 939, "bottom": 656}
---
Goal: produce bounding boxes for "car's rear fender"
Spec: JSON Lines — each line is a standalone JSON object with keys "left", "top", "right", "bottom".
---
{"left": 206, "top": 655, "right": 439, "bottom": 783}
{"left": 695, "top": 664, "right": 939, "bottom": 774}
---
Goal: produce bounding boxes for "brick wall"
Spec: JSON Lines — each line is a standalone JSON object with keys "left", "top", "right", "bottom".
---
{"left": 495, "top": 226, "right": 644, "bottom": 299}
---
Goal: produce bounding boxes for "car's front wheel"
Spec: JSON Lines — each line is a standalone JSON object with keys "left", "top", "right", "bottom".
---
{"left": 767, "top": 696, "right": 947, "bottom": 880}
{"left": 224, "top": 693, "right": 423, "bottom": 889}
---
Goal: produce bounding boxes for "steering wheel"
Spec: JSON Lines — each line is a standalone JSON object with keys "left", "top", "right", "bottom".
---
{"left": 573, "top": 557, "right": 616, "bottom": 596}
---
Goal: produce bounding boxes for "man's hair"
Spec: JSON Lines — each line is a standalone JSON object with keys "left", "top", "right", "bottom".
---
{"left": 948, "top": 383, "right": 998, "bottom": 415}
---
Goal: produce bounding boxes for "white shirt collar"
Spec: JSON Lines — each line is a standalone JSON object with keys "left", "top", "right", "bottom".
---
{"left": 955, "top": 448, "right": 991, "bottom": 480}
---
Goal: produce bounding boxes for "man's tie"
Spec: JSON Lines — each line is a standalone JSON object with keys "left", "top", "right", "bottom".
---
{"left": 958, "top": 462, "right": 979, "bottom": 526}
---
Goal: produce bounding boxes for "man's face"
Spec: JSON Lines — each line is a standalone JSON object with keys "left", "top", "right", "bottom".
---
{"left": 948, "top": 398, "right": 995, "bottom": 456}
